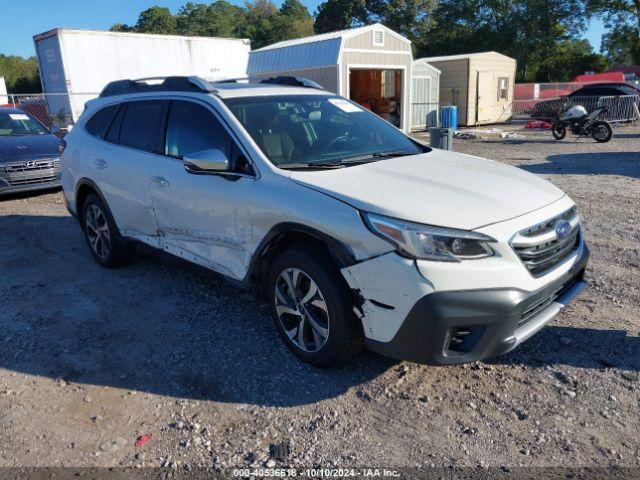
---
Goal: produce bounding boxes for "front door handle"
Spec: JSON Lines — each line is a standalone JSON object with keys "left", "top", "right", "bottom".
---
{"left": 94, "top": 158, "right": 108, "bottom": 169}
{"left": 151, "top": 176, "right": 170, "bottom": 187}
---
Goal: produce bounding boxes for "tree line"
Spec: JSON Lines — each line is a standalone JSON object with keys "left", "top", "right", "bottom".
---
{"left": 0, "top": 55, "right": 40, "bottom": 94}
{"left": 0, "top": 0, "right": 638, "bottom": 93}
{"left": 113, "top": 0, "right": 638, "bottom": 82}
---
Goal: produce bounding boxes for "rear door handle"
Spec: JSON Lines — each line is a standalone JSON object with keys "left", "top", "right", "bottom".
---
{"left": 151, "top": 176, "right": 170, "bottom": 187}
{"left": 94, "top": 158, "right": 108, "bottom": 169}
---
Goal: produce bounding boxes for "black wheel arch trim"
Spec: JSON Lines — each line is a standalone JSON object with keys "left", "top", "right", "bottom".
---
{"left": 74, "top": 178, "right": 121, "bottom": 233}
{"left": 243, "top": 222, "right": 357, "bottom": 292}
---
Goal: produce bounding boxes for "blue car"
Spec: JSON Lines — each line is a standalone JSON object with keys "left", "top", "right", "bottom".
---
{"left": 0, "top": 108, "right": 64, "bottom": 196}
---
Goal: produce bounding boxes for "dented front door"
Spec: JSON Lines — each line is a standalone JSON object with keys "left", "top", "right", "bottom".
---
{"left": 149, "top": 157, "right": 254, "bottom": 280}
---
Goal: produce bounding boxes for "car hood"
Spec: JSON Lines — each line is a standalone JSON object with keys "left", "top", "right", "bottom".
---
{"left": 289, "top": 150, "right": 565, "bottom": 230}
{"left": 0, "top": 134, "right": 59, "bottom": 162}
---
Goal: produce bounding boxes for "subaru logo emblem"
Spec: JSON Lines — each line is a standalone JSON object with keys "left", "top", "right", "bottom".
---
{"left": 23, "top": 161, "right": 36, "bottom": 168}
{"left": 555, "top": 220, "right": 571, "bottom": 239}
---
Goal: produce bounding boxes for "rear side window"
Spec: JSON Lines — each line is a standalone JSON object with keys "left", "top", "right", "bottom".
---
{"left": 164, "top": 101, "right": 231, "bottom": 159}
{"left": 104, "top": 105, "right": 124, "bottom": 144}
{"left": 118, "top": 101, "right": 166, "bottom": 153}
{"left": 85, "top": 105, "right": 118, "bottom": 139}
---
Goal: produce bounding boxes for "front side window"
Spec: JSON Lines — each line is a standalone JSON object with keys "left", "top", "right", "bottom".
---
{"left": 223, "top": 95, "right": 423, "bottom": 168}
{"left": 0, "top": 111, "right": 48, "bottom": 136}
{"left": 165, "top": 101, "right": 231, "bottom": 159}
{"left": 118, "top": 100, "right": 166, "bottom": 153}
{"left": 498, "top": 77, "right": 509, "bottom": 100}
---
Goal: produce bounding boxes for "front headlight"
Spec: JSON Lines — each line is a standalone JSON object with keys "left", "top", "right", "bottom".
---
{"left": 362, "top": 212, "right": 496, "bottom": 262}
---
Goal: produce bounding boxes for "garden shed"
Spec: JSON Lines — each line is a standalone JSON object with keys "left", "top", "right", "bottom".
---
{"left": 419, "top": 51, "right": 516, "bottom": 126}
{"left": 247, "top": 24, "right": 413, "bottom": 132}
{"left": 410, "top": 59, "right": 440, "bottom": 130}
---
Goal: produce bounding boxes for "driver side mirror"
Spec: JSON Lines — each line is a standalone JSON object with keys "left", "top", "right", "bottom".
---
{"left": 50, "top": 125, "right": 61, "bottom": 134}
{"left": 183, "top": 148, "right": 229, "bottom": 173}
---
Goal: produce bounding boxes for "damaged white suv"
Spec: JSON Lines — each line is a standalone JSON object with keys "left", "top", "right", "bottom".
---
{"left": 62, "top": 76, "right": 589, "bottom": 367}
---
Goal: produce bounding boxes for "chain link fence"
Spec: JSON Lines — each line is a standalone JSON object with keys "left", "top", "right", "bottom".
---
{"left": 2, "top": 92, "right": 99, "bottom": 136}
{"left": 513, "top": 95, "right": 640, "bottom": 124}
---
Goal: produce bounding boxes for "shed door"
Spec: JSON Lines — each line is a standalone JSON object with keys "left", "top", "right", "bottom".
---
{"left": 411, "top": 76, "right": 434, "bottom": 129}
{"left": 477, "top": 71, "right": 494, "bottom": 123}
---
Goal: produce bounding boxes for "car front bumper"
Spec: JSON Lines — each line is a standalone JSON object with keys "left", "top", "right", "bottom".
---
{"left": 344, "top": 244, "right": 589, "bottom": 365}
{"left": 0, "top": 178, "right": 61, "bottom": 196}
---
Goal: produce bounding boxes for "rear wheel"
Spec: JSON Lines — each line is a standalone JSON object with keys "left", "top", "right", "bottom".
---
{"left": 551, "top": 121, "right": 567, "bottom": 140}
{"left": 591, "top": 121, "right": 613, "bottom": 143}
{"left": 81, "top": 193, "right": 131, "bottom": 267}
{"left": 267, "top": 247, "right": 363, "bottom": 367}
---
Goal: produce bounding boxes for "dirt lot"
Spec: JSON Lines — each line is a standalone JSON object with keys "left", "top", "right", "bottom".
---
{"left": 0, "top": 126, "right": 639, "bottom": 472}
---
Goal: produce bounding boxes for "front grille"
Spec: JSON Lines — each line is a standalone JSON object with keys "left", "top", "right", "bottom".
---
{"left": 511, "top": 207, "right": 582, "bottom": 277}
{"left": 1, "top": 159, "right": 61, "bottom": 187}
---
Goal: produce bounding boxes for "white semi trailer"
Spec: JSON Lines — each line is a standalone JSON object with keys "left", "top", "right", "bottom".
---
{"left": 34, "top": 28, "right": 251, "bottom": 122}
{"left": 0, "top": 76, "right": 7, "bottom": 104}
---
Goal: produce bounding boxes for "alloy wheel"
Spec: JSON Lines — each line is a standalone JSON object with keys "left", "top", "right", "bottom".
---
{"left": 274, "top": 268, "right": 330, "bottom": 352}
{"left": 592, "top": 124, "right": 609, "bottom": 141}
{"left": 85, "top": 204, "right": 111, "bottom": 259}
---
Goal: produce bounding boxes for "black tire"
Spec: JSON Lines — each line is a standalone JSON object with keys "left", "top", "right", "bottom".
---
{"left": 591, "top": 120, "right": 613, "bottom": 143}
{"left": 551, "top": 121, "right": 566, "bottom": 140}
{"left": 266, "top": 246, "right": 363, "bottom": 367}
{"left": 81, "top": 193, "right": 131, "bottom": 268}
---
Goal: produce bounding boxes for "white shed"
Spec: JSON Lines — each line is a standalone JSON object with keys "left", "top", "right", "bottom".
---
{"left": 248, "top": 24, "right": 413, "bottom": 132}
{"left": 418, "top": 51, "right": 516, "bottom": 126}
{"left": 410, "top": 60, "right": 440, "bottom": 130}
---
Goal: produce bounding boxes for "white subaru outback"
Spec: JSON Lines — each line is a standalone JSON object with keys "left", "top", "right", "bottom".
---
{"left": 62, "top": 76, "right": 588, "bottom": 367}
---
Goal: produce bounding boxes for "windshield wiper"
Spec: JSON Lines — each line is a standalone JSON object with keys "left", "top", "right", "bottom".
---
{"left": 337, "top": 150, "right": 419, "bottom": 163}
{"left": 277, "top": 151, "right": 419, "bottom": 170}
{"left": 278, "top": 161, "right": 345, "bottom": 170}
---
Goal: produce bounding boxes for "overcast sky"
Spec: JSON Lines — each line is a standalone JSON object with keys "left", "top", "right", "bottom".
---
{"left": 1, "top": 0, "right": 605, "bottom": 58}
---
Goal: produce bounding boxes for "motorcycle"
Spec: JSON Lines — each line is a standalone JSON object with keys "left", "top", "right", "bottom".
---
{"left": 552, "top": 104, "right": 613, "bottom": 143}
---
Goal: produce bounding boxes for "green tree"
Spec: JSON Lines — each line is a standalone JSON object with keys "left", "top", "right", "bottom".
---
{"left": 134, "top": 6, "right": 178, "bottom": 34}
{"left": 314, "top": 0, "right": 435, "bottom": 49}
{"left": 589, "top": 0, "right": 640, "bottom": 65}
{"left": 0, "top": 55, "right": 41, "bottom": 93}
{"left": 314, "top": 0, "right": 367, "bottom": 33}
{"left": 532, "top": 39, "right": 609, "bottom": 81}
{"left": 421, "top": 0, "right": 590, "bottom": 82}
{"left": 366, "top": 0, "right": 435, "bottom": 44}
{"left": 277, "top": 0, "right": 314, "bottom": 39}
{"left": 110, "top": 23, "right": 133, "bottom": 32}
{"left": 176, "top": 1, "right": 246, "bottom": 37}
{"left": 240, "top": 0, "right": 283, "bottom": 48}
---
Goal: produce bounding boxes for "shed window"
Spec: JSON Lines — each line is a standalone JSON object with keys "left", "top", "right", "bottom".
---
{"left": 373, "top": 30, "right": 384, "bottom": 46}
{"left": 498, "top": 77, "right": 509, "bottom": 100}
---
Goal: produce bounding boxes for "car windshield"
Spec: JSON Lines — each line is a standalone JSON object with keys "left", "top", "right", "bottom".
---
{"left": 223, "top": 94, "right": 425, "bottom": 168}
{"left": 0, "top": 111, "right": 49, "bottom": 136}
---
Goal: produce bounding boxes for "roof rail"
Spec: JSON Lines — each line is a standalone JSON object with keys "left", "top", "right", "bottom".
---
{"left": 99, "top": 76, "right": 217, "bottom": 98}
{"left": 260, "top": 76, "right": 325, "bottom": 90}
{"left": 213, "top": 76, "right": 324, "bottom": 90}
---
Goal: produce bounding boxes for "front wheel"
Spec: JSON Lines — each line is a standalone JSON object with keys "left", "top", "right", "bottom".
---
{"left": 551, "top": 121, "right": 567, "bottom": 140}
{"left": 267, "top": 247, "right": 363, "bottom": 367}
{"left": 591, "top": 121, "right": 613, "bottom": 143}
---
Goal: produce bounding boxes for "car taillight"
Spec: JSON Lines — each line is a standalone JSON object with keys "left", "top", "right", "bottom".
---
{"left": 57, "top": 140, "right": 66, "bottom": 155}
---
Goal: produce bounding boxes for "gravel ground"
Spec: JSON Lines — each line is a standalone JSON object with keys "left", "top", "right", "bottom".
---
{"left": 0, "top": 125, "right": 638, "bottom": 471}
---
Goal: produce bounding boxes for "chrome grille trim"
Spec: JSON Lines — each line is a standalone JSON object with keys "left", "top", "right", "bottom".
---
{"left": 1, "top": 158, "right": 61, "bottom": 187}
{"left": 511, "top": 207, "right": 582, "bottom": 277}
